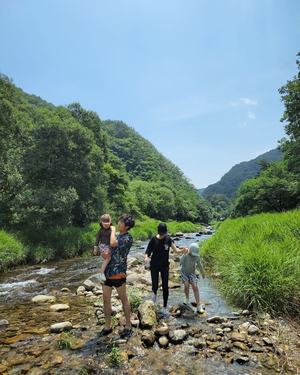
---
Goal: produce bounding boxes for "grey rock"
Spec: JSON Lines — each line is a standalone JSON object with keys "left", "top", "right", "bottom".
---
{"left": 138, "top": 301, "right": 157, "bottom": 328}
{"left": 50, "top": 321, "right": 73, "bottom": 333}
{"left": 207, "top": 316, "right": 227, "bottom": 324}
{"left": 83, "top": 279, "right": 95, "bottom": 291}
{"left": 169, "top": 329, "right": 188, "bottom": 344}
{"left": 32, "top": 295, "right": 56, "bottom": 304}
{"left": 141, "top": 331, "right": 156, "bottom": 347}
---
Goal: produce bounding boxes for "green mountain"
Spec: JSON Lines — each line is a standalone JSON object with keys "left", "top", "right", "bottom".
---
{"left": 0, "top": 74, "right": 211, "bottom": 235}
{"left": 202, "top": 149, "right": 282, "bottom": 199}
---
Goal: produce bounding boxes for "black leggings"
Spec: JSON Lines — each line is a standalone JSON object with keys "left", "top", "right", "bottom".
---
{"left": 150, "top": 265, "right": 169, "bottom": 307}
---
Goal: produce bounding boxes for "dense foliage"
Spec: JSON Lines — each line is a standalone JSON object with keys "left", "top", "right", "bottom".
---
{"left": 0, "top": 74, "right": 210, "bottom": 265}
{"left": 201, "top": 210, "right": 300, "bottom": 315}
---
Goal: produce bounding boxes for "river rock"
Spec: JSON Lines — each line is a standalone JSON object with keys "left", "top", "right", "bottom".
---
{"left": 158, "top": 336, "right": 169, "bottom": 348}
{"left": 248, "top": 324, "right": 259, "bottom": 335}
{"left": 233, "top": 341, "right": 248, "bottom": 351}
{"left": 50, "top": 304, "right": 70, "bottom": 312}
{"left": 83, "top": 279, "right": 95, "bottom": 291}
{"left": 169, "top": 329, "right": 188, "bottom": 344}
{"left": 230, "top": 332, "right": 248, "bottom": 342}
{"left": 76, "top": 286, "right": 86, "bottom": 295}
{"left": 235, "top": 355, "right": 250, "bottom": 364}
{"left": 128, "top": 257, "right": 140, "bottom": 268}
{"left": 155, "top": 323, "right": 169, "bottom": 336}
{"left": 32, "top": 295, "right": 56, "bottom": 304}
{"left": 0, "top": 319, "right": 9, "bottom": 327}
{"left": 50, "top": 321, "right": 73, "bottom": 333}
{"left": 191, "top": 339, "right": 206, "bottom": 349}
{"left": 60, "top": 287, "right": 71, "bottom": 293}
{"left": 262, "top": 337, "right": 273, "bottom": 346}
{"left": 251, "top": 344, "right": 264, "bottom": 352}
{"left": 126, "top": 273, "right": 140, "bottom": 284}
{"left": 141, "top": 331, "right": 156, "bottom": 347}
{"left": 242, "top": 309, "right": 250, "bottom": 316}
{"left": 207, "top": 316, "right": 227, "bottom": 324}
{"left": 175, "top": 232, "right": 184, "bottom": 237}
{"left": 138, "top": 301, "right": 157, "bottom": 328}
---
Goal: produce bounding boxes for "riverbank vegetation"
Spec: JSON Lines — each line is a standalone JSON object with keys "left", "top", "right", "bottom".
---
{"left": 0, "top": 217, "right": 200, "bottom": 271}
{"left": 202, "top": 210, "right": 300, "bottom": 315}
{"left": 0, "top": 74, "right": 211, "bottom": 271}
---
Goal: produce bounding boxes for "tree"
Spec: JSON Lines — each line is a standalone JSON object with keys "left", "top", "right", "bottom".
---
{"left": 279, "top": 52, "right": 300, "bottom": 177}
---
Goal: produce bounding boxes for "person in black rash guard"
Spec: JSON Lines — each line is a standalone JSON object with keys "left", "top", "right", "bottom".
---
{"left": 145, "top": 223, "right": 188, "bottom": 317}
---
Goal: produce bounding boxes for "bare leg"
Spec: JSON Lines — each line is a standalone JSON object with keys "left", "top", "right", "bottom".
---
{"left": 184, "top": 280, "right": 190, "bottom": 302}
{"left": 102, "top": 284, "right": 112, "bottom": 329}
{"left": 100, "top": 257, "right": 110, "bottom": 274}
{"left": 116, "top": 283, "right": 131, "bottom": 329}
{"left": 191, "top": 281, "right": 200, "bottom": 306}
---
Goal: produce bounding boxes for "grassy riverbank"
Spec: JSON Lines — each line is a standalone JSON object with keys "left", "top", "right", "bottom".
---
{"left": 0, "top": 217, "right": 200, "bottom": 272}
{"left": 0, "top": 230, "right": 27, "bottom": 272}
{"left": 202, "top": 210, "right": 300, "bottom": 316}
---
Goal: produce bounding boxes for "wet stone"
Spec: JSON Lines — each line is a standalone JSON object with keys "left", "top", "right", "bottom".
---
{"left": 207, "top": 316, "right": 227, "bottom": 324}
{"left": 158, "top": 336, "right": 169, "bottom": 348}
{"left": 155, "top": 324, "right": 169, "bottom": 336}
{"left": 76, "top": 286, "right": 85, "bottom": 295}
{"left": 83, "top": 279, "right": 95, "bottom": 291}
{"left": 50, "top": 321, "right": 73, "bottom": 333}
{"left": 230, "top": 332, "right": 248, "bottom": 342}
{"left": 32, "top": 295, "right": 56, "bottom": 304}
{"left": 248, "top": 324, "right": 259, "bottom": 335}
{"left": 169, "top": 329, "right": 188, "bottom": 344}
{"left": 50, "top": 303, "right": 70, "bottom": 312}
{"left": 233, "top": 341, "right": 248, "bottom": 351}
{"left": 262, "top": 337, "right": 273, "bottom": 346}
{"left": 141, "top": 331, "right": 156, "bottom": 347}
{"left": 235, "top": 355, "right": 250, "bottom": 364}
{"left": 60, "top": 287, "right": 71, "bottom": 293}
{"left": 251, "top": 344, "right": 264, "bottom": 353}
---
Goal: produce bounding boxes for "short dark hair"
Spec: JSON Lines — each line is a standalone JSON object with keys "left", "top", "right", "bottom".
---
{"left": 157, "top": 223, "right": 168, "bottom": 235}
{"left": 118, "top": 214, "right": 135, "bottom": 230}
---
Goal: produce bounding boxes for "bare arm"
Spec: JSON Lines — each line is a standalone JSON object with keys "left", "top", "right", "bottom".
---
{"left": 171, "top": 243, "right": 189, "bottom": 255}
{"left": 110, "top": 226, "right": 118, "bottom": 248}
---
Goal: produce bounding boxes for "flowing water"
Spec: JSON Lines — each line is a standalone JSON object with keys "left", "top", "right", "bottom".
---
{"left": 0, "top": 235, "right": 283, "bottom": 374}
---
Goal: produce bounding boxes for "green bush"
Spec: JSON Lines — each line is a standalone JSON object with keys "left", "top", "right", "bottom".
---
{"left": 0, "top": 230, "right": 27, "bottom": 272}
{"left": 202, "top": 210, "right": 300, "bottom": 315}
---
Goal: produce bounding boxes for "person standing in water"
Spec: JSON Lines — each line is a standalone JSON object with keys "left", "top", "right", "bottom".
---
{"left": 180, "top": 242, "right": 206, "bottom": 314}
{"left": 145, "top": 223, "right": 188, "bottom": 317}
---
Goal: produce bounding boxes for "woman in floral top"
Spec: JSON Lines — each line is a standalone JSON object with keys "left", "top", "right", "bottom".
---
{"left": 100, "top": 214, "right": 135, "bottom": 339}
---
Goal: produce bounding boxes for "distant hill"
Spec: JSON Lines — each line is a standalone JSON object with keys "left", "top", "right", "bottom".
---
{"left": 202, "top": 149, "right": 282, "bottom": 199}
{"left": 197, "top": 188, "right": 205, "bottom": 196}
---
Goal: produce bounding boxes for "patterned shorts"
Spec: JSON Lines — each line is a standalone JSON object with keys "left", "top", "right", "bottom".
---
{"left": 181, "top": 271, "right": 198, "bottom": 284}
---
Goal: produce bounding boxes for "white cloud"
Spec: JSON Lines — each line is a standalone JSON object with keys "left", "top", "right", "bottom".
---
{"left": 240, "top": 97, "right": 258, "bottom": 106}
{"left": 229, "top": 97, "right": 258, "bottom": 107}
{"left": 248, "top": 111, "right": 256, "bottom": 120}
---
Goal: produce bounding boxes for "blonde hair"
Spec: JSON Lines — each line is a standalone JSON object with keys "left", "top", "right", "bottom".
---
{"left": 99, "top": 214, "right": 111, "bottom": 223}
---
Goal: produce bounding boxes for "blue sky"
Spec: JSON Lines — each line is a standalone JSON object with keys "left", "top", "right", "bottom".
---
{"left": 0, "top": 0, "right": 299, "bottom": 187}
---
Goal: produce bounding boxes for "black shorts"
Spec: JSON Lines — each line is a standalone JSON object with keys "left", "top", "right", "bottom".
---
{"left": 104, "top": 278, "right": 126, "bottom": 288}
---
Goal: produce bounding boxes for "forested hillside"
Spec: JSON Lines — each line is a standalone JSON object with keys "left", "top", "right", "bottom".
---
{"left": 0, "top": 75, "right": 211, "bottom": 241}
{"left": 202, "top": 148, "right": 282, "bottom": 199}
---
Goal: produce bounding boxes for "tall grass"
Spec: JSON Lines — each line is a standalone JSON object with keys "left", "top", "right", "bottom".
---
{"left": 131, "top": 216, "right": 200, "bottom": 240}
{"left": 0, "top": 230, "right": 27, "bottom": 272}
{"left": 202, "top": 210, "right": 300, "bottom": 315}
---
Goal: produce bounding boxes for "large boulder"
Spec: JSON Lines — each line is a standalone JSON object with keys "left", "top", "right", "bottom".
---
{"left": 138, "top": 300, "right": 157, "bottom": 328}
{"left": 32, "top": 295, "right": 56, "bottom": 304}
